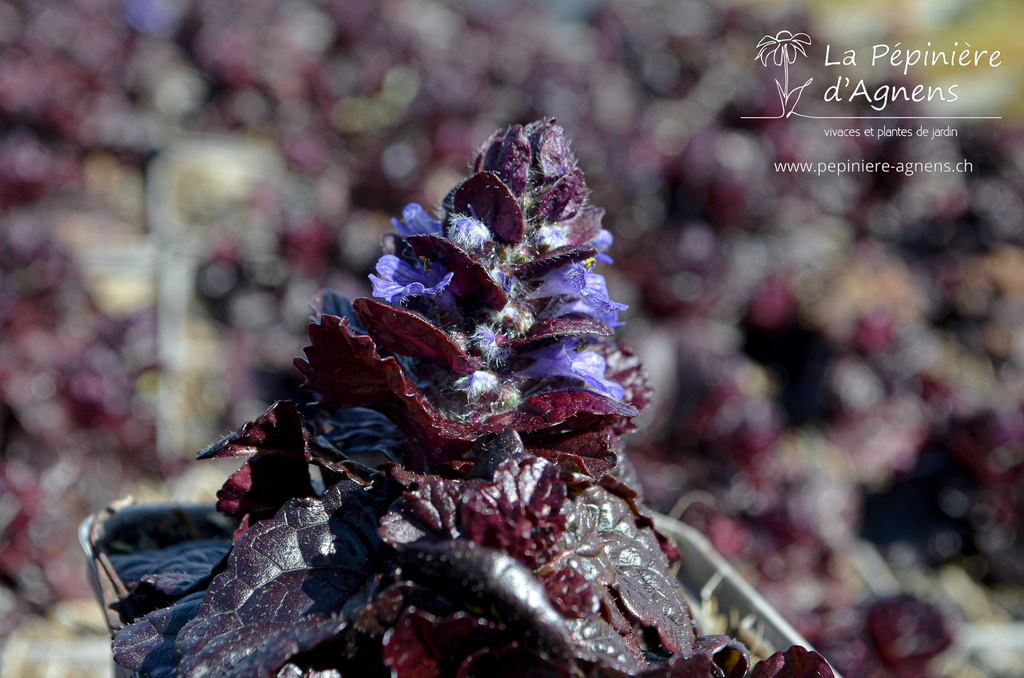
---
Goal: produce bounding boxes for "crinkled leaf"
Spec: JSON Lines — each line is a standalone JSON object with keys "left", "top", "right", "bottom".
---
{"left": 511, "top": 245, "right": 598, "bottom": 280}
{"left": 353, "top": 298, "right": 481, "bottom": 374}
{"left": 406, "top": 234, "right": 508, "bottom": 310}
{"left": 382, "top": 608, "right": 505, "bottom": 678}
{"left": 507, "top": 314, "right": 614, "bottom": 351}
{"left": 175, "top": 480, "right": 387, "bottom": 677}
{"left": 113, "top": 591, "right": 205, "bottom": 678}
{"left": 296, "top": 314, "right": 478, "bottom": 468}
{"left": 461, "top": 457, "right": 567, "bottom": 567}
{"left": 453, "top": 171, "right": 526, "bottom": 243}
{"left": 750, "top": 647, "right": 835, "bottom": 678}
{"left": 379, "top": 474, "right": 463, "bottom": 546}
{"left": 537, "top": 168, "right": 587, "bottom": 222}
{"left": 565, "top": 615, "right": 647, "bottom": 675}
{"left": 494, "top": 124, "right": 532, "bottom": 195}
{"left": 561, "top": 485, "right": 694, "bottom": 656}
{"left": 552, "top": 492, "right": 616, "bottom": 587}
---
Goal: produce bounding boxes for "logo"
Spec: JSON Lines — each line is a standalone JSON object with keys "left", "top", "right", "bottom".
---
{"left": 756, "top": 30, "right": 814, "bottom": 118}
{"left": 747, "top": 31, "right": 1003, "bottom": 121}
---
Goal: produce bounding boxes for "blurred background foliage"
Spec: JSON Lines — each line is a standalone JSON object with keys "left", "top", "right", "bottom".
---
{"left": 1, "top": 0, "right": 1023, "bottom": 675}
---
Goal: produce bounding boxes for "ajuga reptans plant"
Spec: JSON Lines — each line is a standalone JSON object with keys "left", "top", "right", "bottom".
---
{"left": 109, "top": 120, "right": 834, "bottom": 677}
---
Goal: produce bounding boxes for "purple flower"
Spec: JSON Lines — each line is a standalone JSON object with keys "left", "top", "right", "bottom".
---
{"left": 530, "top": 263, "right": 586, "bottom": 300}
{"left": 518, "top": 339, "right": 625, "bottom": 400}
{"left": 391, "top": 203, "right": 443, "bottom": 236}
{"left": 548, "top": 273, "right": 627, "bottom": 327}
{"left": 472, "top": 326, "right": 506, "bottom": 365}
{"left": 448, "top": 216, "right": 491, "bottom": 250}
{"left": 533, "top": 225, "right": 567, "bottom": 252}
{"left": 369, "top": 254, "right": 454, "bottom": 308}
{"left": 587, "top": 229, "right": 614, "bottom": 265}
{"left": 454, "top": 370, "right": 500, "bottom": 399}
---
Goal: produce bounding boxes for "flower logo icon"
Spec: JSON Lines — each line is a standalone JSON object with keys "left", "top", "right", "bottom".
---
{"left": 756, "top": 30, "right": 813, "bottom": 118}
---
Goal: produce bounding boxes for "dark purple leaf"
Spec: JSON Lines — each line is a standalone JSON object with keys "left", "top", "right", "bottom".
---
{"left": 560, "top": 485, "right": 694, "bottom": 656}
{"left": 215, "top": 454, "right": 317, "bottom": 527}
{"left": 298, "top": 316, "right": 639, "bottom": 467}
{"left": 198, "top": 401, "right": 366, "bottom": 477}
{"left": 109, "top": 538, "right": 230, "bottom": 594}
{"left": 507, "top": 315, "right": 614, "bottom": 351}
{"left": 547, "top": 492, "right": 617, "bottom": 599}
{"left": 529, "top": 120, "right": 574, "bottom": 183}
{"left": 525, "top": 428, "right": 617, "bottom": 480}
{"left": 379, "top": 474, "right": 463, "bottom": 545}
{"left": 309, "top": 290, "right": 366, "bottom": 332}
{"left": 694, "top": 634, "right": 751, "bottom": 678}
{"left": 485, "top": 390, "right": 639, "bottom": 433}
{"left": 459, "top": 642, "right": 572, "bottom": 678}
{"left": 750, "top": 647, "right": 835, "bottom": 678}
{"left": 537, "top": 168, "right": 587, "bottom": 222}
{"left": 543, "top": 569, "right": 598, "bottom": 619}
{"left": 175, "top": 480, "right": 387, "bottom": 677}
{"left": 494, "top": 124, "right": 532, "bottom": 195}
{"left": 566, "top": 614, "right": 647, "bottom": 674}
{"left": 353, "top": 298, "right": 481, "bottom": 374}
{"left": 296, "top": 314, "right": 479, "bottom": 468}
{"left": 382, "top": 608, "right": 505, "bottom": 678}
{"left": 394, "top": 540, "right": 574, "bottom": 659}
{"left": 461, "top": 456, "right": 567, "bottom": 567}
{"left": 472, "top": 128, "right": 505, "bottom": 174}
{"left": 198, "top": 401, "right": 311, "bottom": 461}
{"left": 113, "top": 591, "right": 205, "bottom": 678}
{"left": 406, "top": 234, "right": 508, "bottom": 310}
{"left": 315, "top": 408, "right": 405, "bottom": 462}
{"left": 563, "top": 207, "right": 605, "bottom": 246}
{"left": 510, "top": 245, "right": 597, "bottom": 280}
{"left": 465, "top": 429, "right": 527, "bottom": 480}
{"left": 453, "top": 171, "right": 526, "bottom": 243}
{"left": 349, "top": 580, "right": 455, "bottom": 637}
{"left": 639, "top": 653, "right": 721, "bottom": 678}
